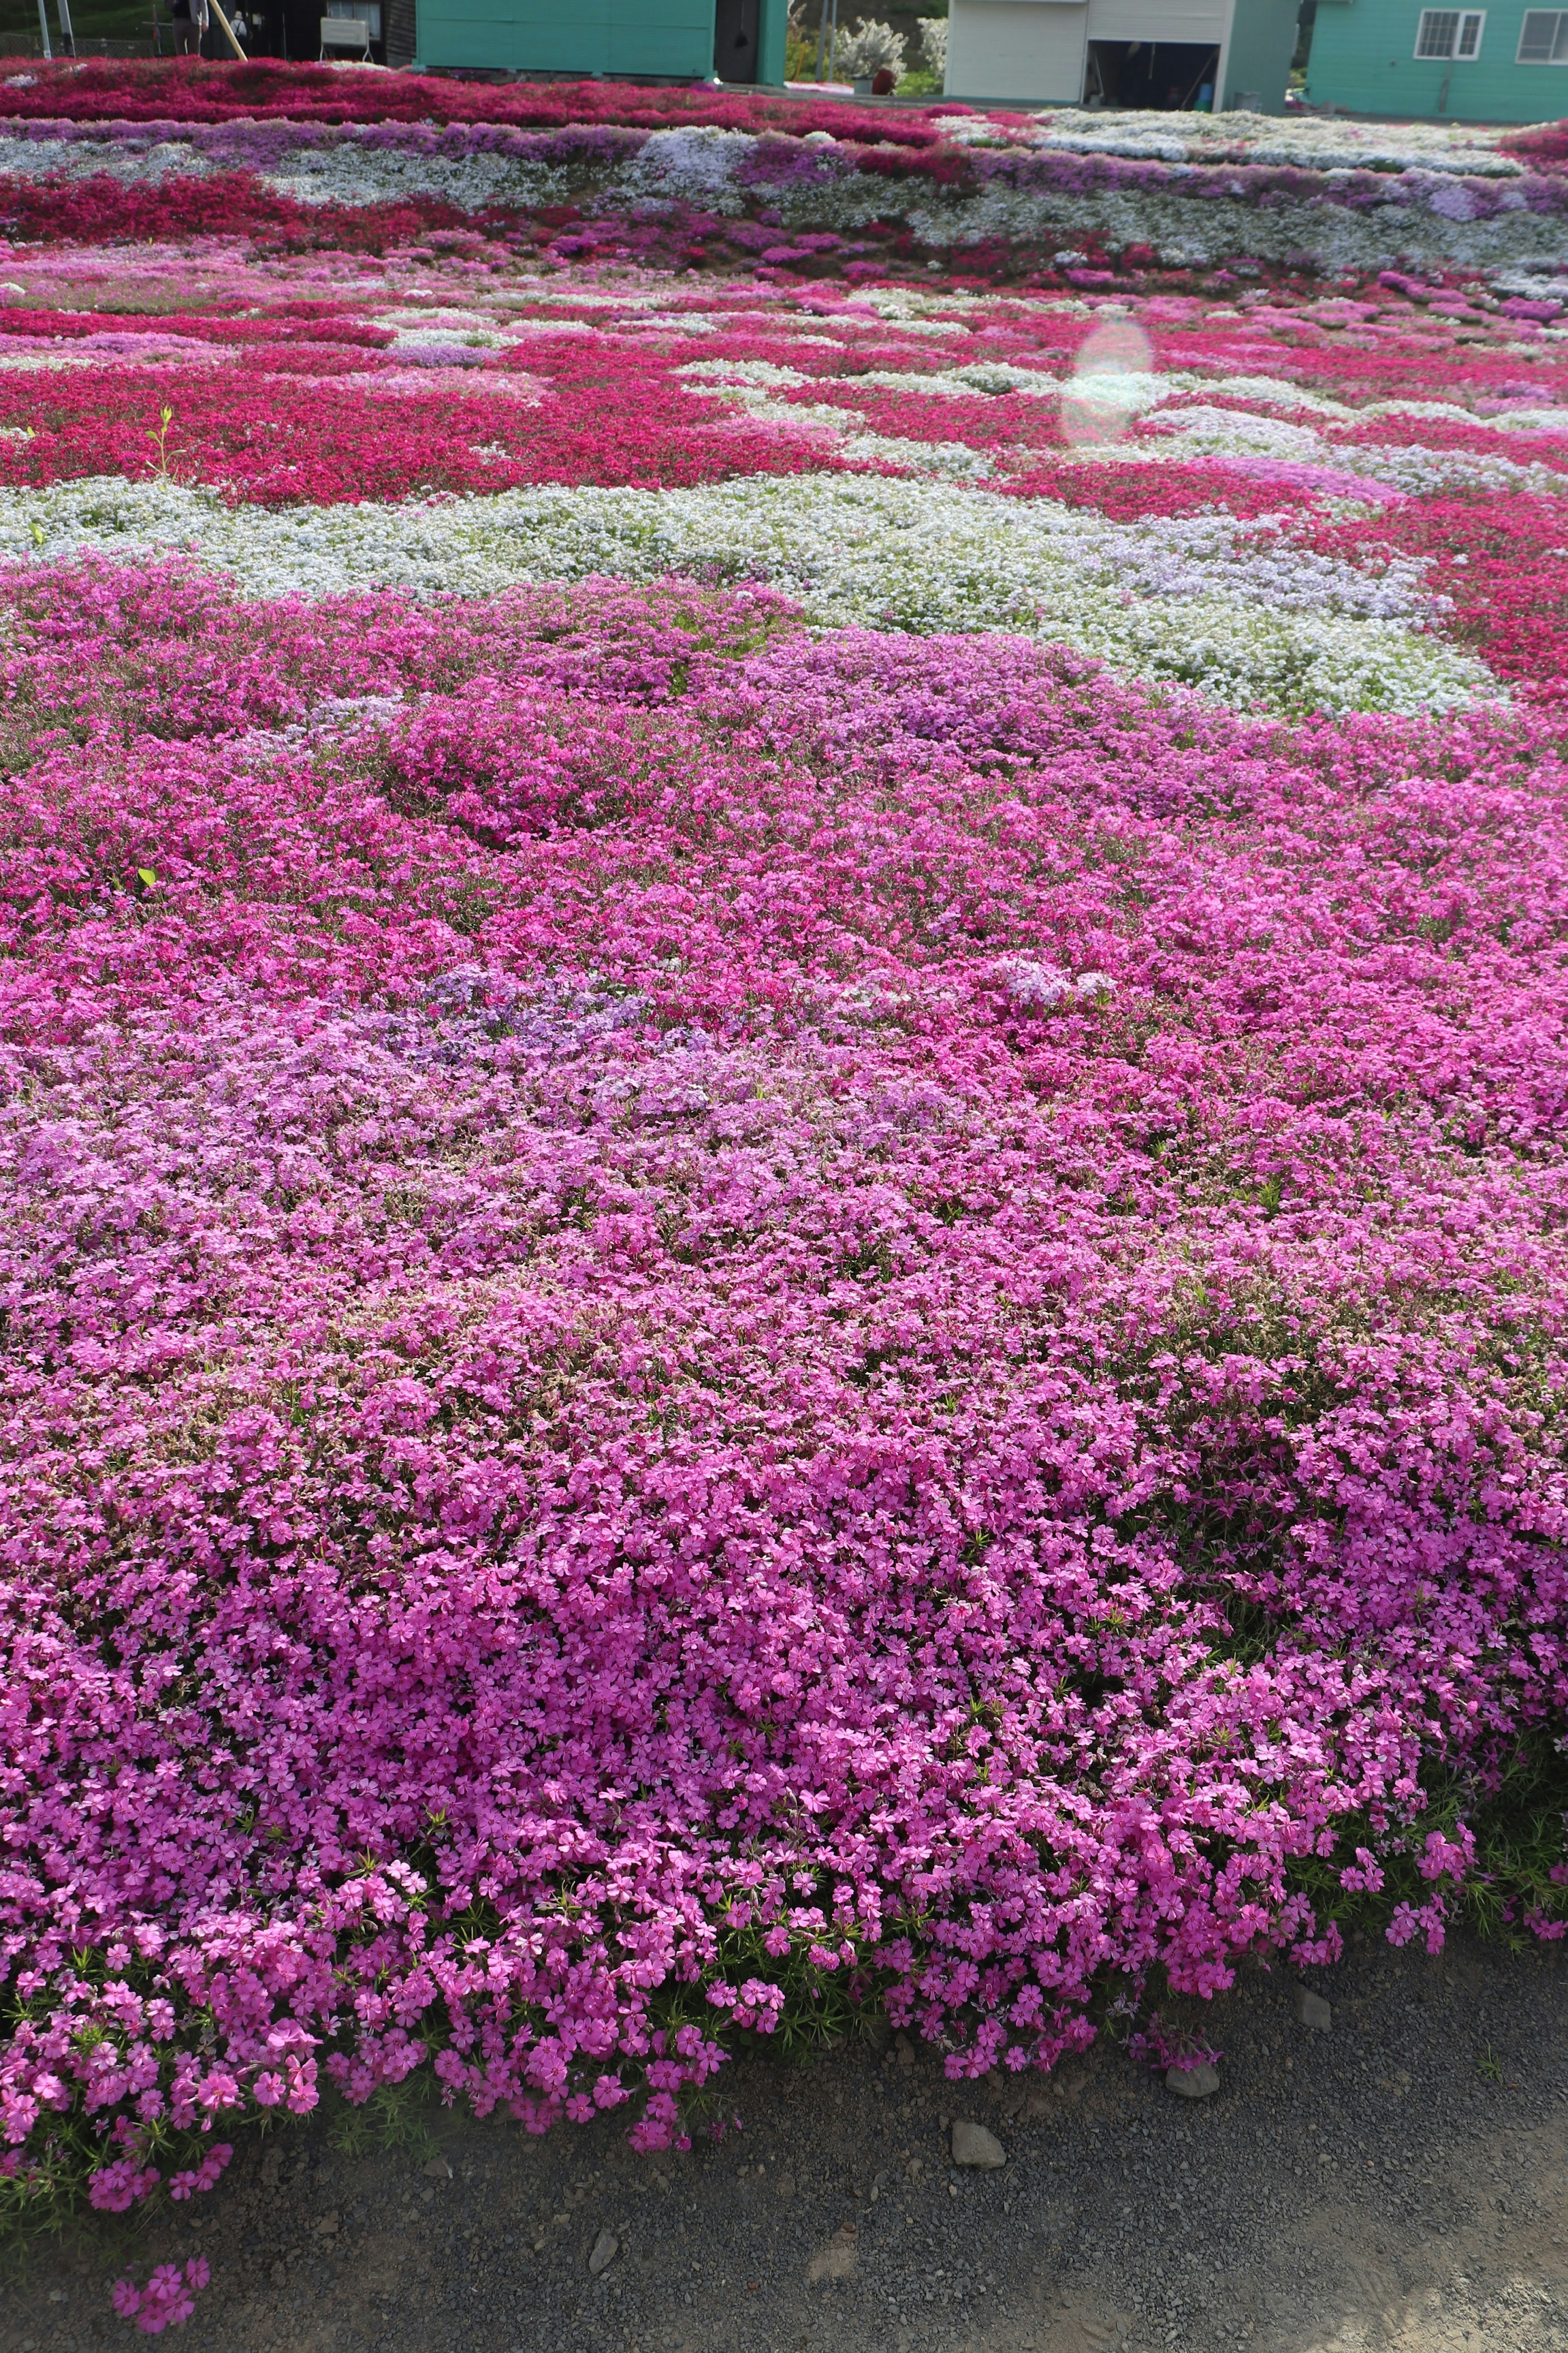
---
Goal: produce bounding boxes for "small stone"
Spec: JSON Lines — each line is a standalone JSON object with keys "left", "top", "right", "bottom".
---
{"left": 588, "top": 2227, "right": 619, "bottom": 2277}
{"left": 421, "top": 2155, "right": 453, "bottom": 2181}
{"left": 1294, "top": 1987, "right": 1333, "bottom": 2032}
{"left": 951, "top": 2120, "right": 1006, "bottom": 2170}
{"left": 894, "top": 2032, "right": 916, "bottom": 2066}
{"left": 776, "top": 2172, "right": 795, "bottom": 2198}
{"left": 807, "top": 2222, "right": 858, "bottom": 2283}
{"left": 1165, "top": 2062, "right": 1220, "bottom": 2099}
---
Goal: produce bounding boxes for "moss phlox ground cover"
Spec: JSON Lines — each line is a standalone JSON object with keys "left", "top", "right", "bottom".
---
{"left": 0, "top": 69, "right": 1566, "bottom": 2317}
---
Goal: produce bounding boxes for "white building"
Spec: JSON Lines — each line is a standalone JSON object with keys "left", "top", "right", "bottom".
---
{"left": 944, "top": 0, "right": 1302, "bottom": 113}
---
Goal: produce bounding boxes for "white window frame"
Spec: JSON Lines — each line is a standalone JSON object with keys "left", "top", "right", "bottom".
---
{"left": 1517, "top": 9, "right": 1568, "bottom": 61}
{"left": 1413, "top": 8, "right": 1486, "bottom": 58}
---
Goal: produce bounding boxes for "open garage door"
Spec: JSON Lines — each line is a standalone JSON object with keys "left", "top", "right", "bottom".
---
{"left": 1085, "top": 37, "right": 1218, "bottom": 107}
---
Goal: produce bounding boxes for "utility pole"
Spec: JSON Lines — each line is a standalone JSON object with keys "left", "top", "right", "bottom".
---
{"left": 56, "top": 0, "right": 74, "bottom": 52}
{"left": 36, "top": 0, "right": 52, "bottom": 57}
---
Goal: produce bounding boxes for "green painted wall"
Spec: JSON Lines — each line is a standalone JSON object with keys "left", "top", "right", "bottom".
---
{"left": 415, "top": 0, "right": 788, "bottom": 80}
{"left": 1307, "top": 0, "right": 1568, "bottom": 121}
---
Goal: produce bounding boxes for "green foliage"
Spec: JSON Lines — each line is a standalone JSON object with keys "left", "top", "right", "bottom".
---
{"left": 1287, "top": 1724, "right": 1568, "bottom": 1949}
{"left": 325, "top": 2076, "right": 440, "bottom": 2164}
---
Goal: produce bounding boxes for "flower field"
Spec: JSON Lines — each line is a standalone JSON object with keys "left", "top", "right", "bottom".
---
{"left": 2, "top": 61, "right": 1568, "bottom": 2274}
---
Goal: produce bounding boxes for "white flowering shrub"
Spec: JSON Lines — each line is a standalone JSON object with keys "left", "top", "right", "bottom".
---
{"left": 919, "top": 17, "right": 948, "bottom": 76}
{"left": 835, "top": 18, "right": 906, "bottom": 78}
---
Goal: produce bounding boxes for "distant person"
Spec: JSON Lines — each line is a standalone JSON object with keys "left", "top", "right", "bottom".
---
{"left": 169, "top": 0, "right": 198, "bottom": 51}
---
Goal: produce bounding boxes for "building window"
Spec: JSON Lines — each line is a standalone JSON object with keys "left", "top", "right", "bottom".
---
{"left": 1414, "top": 8, "right": 1486, "bottom": 56}
{"left": 1517, "top": 9, "right": 1568, "bottom": 58}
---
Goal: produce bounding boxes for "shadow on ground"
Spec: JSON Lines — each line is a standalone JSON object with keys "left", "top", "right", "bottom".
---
{"left": 9, "top": 1931, "right": 1568, "bottom": 2353}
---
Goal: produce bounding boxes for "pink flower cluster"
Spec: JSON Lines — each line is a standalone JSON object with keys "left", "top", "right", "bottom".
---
{"left": 1, "top": 557, "right": 1566, "bottom": 2211}
{"left": 0, "top": 56, "right": 964, "bottom": 145}
{"left": 0, "top": 304, "right": 846, "bottom": 501}
{"left": 111, "top": 2258, "right": 210, "bottom": 2335}
{"left": 0, "top": 259, "right": 1562, "bottom": 531}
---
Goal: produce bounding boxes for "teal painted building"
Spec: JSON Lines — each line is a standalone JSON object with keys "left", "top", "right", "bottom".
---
{"left": 413, "top": 0, "right": 789, "bottom": 80}
{"left": 1306, "top": 1, "right": 1568, "bottom": 121}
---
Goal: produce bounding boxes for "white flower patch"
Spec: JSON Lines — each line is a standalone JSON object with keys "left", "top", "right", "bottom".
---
{"left": 835, "top": 360, "right": 1067, "bottom": 400}
{"left": 256, "top": 148, "right": 573, "bottom": 212}
{"left": 1167, "top": 373, "right": 1356, "bottom": 422}
{"left": 477, "top": 286, "right": 663, "bottom": 312}
{"left": 993, "top": 957, "right": 1115, "bottom": 1008}
{"left": 0, "top": 346, "right": 108, "bottom": 372}
{"left": 1003, "top": 105, "right": 1522, "bottom": 179}
{"left": 610, "top": 315, "right": 722, "bottom": 339}
{"left": 682, "top": 382, "right": 996, "bottom": 479}
{"left": 1141, "top": 406, "right": 1330, "bottom": 464}
{"left": 0, "top": 473, "right": 1496, "bottom": 719}
{"left": 899, "top": 184, "right": 1568, "bottom": 276}
{"left": 859, "top": 288, "right": 990, "bottom": 324}
{"left": 1339, "top": 444, "right": 1568, "bottom": 496}
{"left": 680, "top": 353, "right": 1065, "bottom": 402}
{"left": 1134, "top": 399, "right": 1567, "bottom": 490}
{"left": 620, "top": 125, "right": 761, "bottom": 212}
{"left": 0, "top": 133, "right": 212, "bottom": 185}
{"left": 1490, "top": 270, "right": 1568, "bottom": 301}
{"left": 374, "top": 312, "right": 514, "bottom": 355}
{"left": 836, "top": 430, "right": 995, "bottom": 480}
{"left": 678, "top": 359, "right": 815, "bottom": 391}
{"left": 1367, "top": 397, "right": 1568, "bottom": 437}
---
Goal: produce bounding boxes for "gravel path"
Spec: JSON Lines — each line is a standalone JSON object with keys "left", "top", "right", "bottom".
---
{"left": 11, "top": 1930, "right": 1568, "bottom": 2353}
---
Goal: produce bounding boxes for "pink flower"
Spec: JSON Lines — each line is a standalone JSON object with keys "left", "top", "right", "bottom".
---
{"left": 110, "top": 2259, "right": 209, "bottom": 2335}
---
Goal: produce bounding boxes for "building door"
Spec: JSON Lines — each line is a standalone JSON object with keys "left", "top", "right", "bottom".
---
{"left": 715, "top": 0, "right": 762, "bottom": 81}
{"left": 1085, "top": 38, "right": 1220, "bottom": 107}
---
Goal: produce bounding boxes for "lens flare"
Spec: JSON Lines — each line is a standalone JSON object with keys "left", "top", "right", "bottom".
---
{"left": 1060, "top": 318, "right": 1157, "bottom": 448}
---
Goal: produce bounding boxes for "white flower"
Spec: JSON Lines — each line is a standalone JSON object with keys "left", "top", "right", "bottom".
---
{"left": 834, "top": 18, "right": 905, "bottom": 78}
{"left": 1142, "top": 406, "right": 1327, "bottom": 462}
{"left": 991, "top": 961, "right": 1114, "bottom": 1007}
{"left": 992, "top": 958, "right": 1073, "bottom": 1007}
{"left": 677, "top": 359, "right": 814, "bottom": 390}
{"left": 622, "top": 126, "right": 762, "bottom": 213}
{"left": 1014, "top": 104, "right": 1522, "bottom": 179}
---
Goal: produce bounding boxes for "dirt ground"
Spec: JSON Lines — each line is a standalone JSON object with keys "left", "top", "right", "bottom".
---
{"left": 9, "top": 1927, "right": 1568, "bottom": 2353}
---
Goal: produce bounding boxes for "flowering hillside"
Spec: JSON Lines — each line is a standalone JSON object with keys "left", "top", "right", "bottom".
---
{"left": 1, "top": 67, "right": 1567, "bottom": 2299}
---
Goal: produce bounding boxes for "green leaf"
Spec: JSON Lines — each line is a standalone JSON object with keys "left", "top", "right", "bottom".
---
{"left": 137, "top": 870, "right": 157, "bottom": 888}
